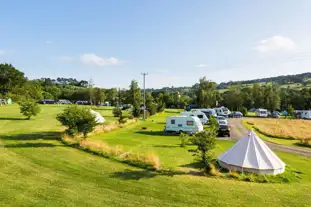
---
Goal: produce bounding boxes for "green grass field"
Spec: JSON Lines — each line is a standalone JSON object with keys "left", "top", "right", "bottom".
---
{"left": 1, "top": 105, "right": 311, "bottom": 206}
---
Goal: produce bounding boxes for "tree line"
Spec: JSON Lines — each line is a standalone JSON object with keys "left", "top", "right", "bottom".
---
{"left": 1, "top": 63, "right": 311, "bottom": 114}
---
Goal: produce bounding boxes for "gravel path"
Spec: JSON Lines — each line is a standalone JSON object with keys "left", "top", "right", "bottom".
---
{"left": 228, "top": 118, "right": 311, "bottom": 157}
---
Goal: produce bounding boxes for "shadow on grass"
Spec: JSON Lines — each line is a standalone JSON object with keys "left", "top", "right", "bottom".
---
{"left": 0, "top": 117, "right": 26, "bottom": 120}
{"left": 294, "top": 142, "right": 311, "bottom": 148}
{"left": 1, "top": 131, "right": 61, "bottom": 141}
{"left": 135, "top": 131, "right": 176, "bottom": 136}
{"left": 180, "top": 161, "right": 204, "bottom": 169}
{"left": 153, "top": 144, "right": 180, "bottom": 148}
{"left": 4, "top": 142, "right": 62, "bottom": 148}
{"left": 110, "top": 169, "right": 202, "bottom": 180}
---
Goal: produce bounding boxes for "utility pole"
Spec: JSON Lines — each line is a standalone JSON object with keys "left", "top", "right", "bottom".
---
{"left": 141, "top": 73, "right": 148, "bottom": 120}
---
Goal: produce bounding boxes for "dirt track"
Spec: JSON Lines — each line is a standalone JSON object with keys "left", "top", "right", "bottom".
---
{"left": 228, "top": 118, "right": 311, "bottom": 157}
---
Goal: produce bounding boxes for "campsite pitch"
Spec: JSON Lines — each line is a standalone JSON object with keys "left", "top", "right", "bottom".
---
{"left": 1, "top": 105, "right": 311, "bottom": 206}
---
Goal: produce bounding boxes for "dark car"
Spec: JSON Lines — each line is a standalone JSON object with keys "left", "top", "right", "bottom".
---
{"left": 218, "top": 124, "right": 230, "bottom": 137}
{"left": 76, "top": 100, "right": 91, "bottom": 105}
{"left": 271, "top": 111, "right": 280, "bottom": 118}
{"left": 185, "top": 104, "right": 199, "bottom": 111}
{"left": 229, "top": 111, "right": 243, "bottom": 118}
{"left": 38, "top": 99, "right": 56, "bottom": 104}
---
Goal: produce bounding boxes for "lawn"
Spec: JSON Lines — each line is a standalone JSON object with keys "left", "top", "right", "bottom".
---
{"left": 1, "top": 104, "right": 311, "bottom": 206}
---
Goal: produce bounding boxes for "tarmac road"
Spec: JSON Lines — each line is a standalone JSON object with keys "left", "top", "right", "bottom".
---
{"left": 227, "top": 118, "right": 311, "bottom": 157}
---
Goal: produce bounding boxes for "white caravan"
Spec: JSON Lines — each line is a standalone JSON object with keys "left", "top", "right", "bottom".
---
{"left": 194, "top": 108, "right": 217, "bottom": 118}
{"left": 300, "top": 110, "right": 311, "bottom": 120}
{"left": 180, "top": 111, "right": 208, "bottom": 125}
{"left": 256, "top": 109, "right": 268, "bottom": 117}
{"left": 165, "top": 116, "right": 203, "bottom": 134}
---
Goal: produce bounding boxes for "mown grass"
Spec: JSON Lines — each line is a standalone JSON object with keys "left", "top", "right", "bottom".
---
{"left": 1, "top": 105, "right": 311, "bottom": 206}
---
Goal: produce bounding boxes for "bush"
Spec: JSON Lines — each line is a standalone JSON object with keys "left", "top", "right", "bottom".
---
{"left": 19, "top": 101, "right": 41, "bottom": 120}
{"left": 132, "top": 103, "right": 141, "bottom": 117}
{"left": 128, "top": 114, "right": 134, "bottom": 119}
{"left": 56, "top": 106, "right": 97, "bottom": 138}
{"left": 149, "top": 105, "right": 157, "bottom": 116}
{"left": 240, "top": 107, "right": 248, "bottom": 116}
{"left": 119, "top": 116, "right": 127, "bottom": 124}
{"left": 113, "top": 107, "right": 122, "bottom": 117}
{"left": 179, "top": 133, "right": 189, "bottom": 147}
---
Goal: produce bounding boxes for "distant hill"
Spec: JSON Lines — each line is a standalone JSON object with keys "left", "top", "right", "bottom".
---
{"left": 217, "top": 72, "right": 311, "bottom": 89}
{"left": 146, "top": 72, "right": 311, "bottom": 93}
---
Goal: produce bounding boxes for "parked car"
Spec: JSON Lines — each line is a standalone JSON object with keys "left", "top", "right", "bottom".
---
{"left": 38, "top": 99, "right": 56, "bottom": 104}
{"left": 229, "top": 111, "right": 243, "bottom": 118}
{"left": 57, "top": 99, "right": 72, "bottom": 104}
{"left": 271, "top": 112, "right": 280, "bottom": 118}
{"left": 216, "top": 116, "right": 228, "bottom": 125}
{"left": 76, "top": 100, "right": 91, "bottom": 105}
{"left": 217, "top": 124, "right": 230, "bottom": 137}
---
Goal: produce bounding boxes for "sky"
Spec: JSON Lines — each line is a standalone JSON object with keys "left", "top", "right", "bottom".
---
{"left": 1, "top": 0, "right": 311, "bottom": 89}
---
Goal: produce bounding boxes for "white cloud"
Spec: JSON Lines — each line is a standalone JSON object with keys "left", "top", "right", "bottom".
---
{"left": 45, "top": 40, "right": 52, "bottom": 44}
{"left": 253, "top": 36, "right": 296, "bottom": 53}
{"left": 59, "top": 56, "right": 74, "bottom": 62}
{"left": 196, "top": 64, "right": 208, "bottom": 68}
{"left": 80, "top": 53, "right": 120, "bottom": 67}
{"left": 0, "top": 49, "right": 7, "bottom": 55}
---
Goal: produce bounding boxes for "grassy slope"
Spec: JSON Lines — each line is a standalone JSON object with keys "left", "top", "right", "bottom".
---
{"left": 1, "top": 105, "right": 311, "bottom": 206}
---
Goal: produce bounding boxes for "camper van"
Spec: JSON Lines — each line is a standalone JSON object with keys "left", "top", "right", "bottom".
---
{"left": 213, "top": 107, "right": 227, "bottom": 117}
{"left": 165, "top": 116, "right": 203, "bottom": 134}
{"left": 300, "top": 110, "right": 311, "bottom": 120}
{"left": 256, "top": 109, "right": 268, "bottom": 117}
{"left": 180, "top": 111, "right": 208, "bottom": 125}
{"left": 195, "top": 108, "right": 217, "bottom": 118}
{"left": 221, "top": 106, "right": 231, "bottom": 117}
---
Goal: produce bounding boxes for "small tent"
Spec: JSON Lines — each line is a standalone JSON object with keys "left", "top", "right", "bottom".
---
{"left": 90, "top": 109, "right": 105, "bottom": 124}
{"left": 218, "top": 130, "right": 286, "bottom": 175}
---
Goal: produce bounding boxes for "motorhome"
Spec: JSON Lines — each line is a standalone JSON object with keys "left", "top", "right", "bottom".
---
{"left": 300, "top": 110, "right": 311, "bottom": 120}
{"left": 180, "top": 111, "right": 208, "bottom": 125}
{"left": 213, "top": 107, "right": 227, "bottom": 117}
{"left": 194, "top": 108, "right": 217, "bottom": 118}
{"left": 165, "top": 116, "right": 203, "bottom": 134}
{"left": 255, "top": 108, "right": 268, "bottom": 117}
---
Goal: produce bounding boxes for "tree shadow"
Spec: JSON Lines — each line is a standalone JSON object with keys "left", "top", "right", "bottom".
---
{"left": 156, "top": 122, "right": 166, "bottom": 124}
{"left": 180, "top": 161, "right": 204, "bottom": 169}
{"left": 0, "top": 117, "right": 26, "bottom": 120}
{"left": 153, "top": 144, "right": 180, "bottom": 148}
{"left": 1, "top": 131, "right": 61, "bottom": 141}
{"left": 110, "top": 169, "right": 202, "bottom": 180}
{"left": 4, "top": 142, "right": 61, "bottom": 148}
{"left": 135, "top": 131, "right": 176, "bottom": 136}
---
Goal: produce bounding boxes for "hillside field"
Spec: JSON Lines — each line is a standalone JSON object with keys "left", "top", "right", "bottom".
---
{"left": 1, "top": 105, "right": 311, "bottom": 206}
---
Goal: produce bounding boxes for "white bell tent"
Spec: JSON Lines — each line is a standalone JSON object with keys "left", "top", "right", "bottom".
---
{"left": 90, "top": 109, "right": 105, "bottom": 124}
{"left": 218, "top": 130, "right": 286, "bottom": 175}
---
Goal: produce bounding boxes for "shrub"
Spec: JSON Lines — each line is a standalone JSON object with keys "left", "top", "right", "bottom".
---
{"left": 179, "top": 133, "right": 189, "bottom": 147}
{"left": 19, "top": 101, "right": 41, "bottom": 120}
{"left": 128, "top": 114, "right": 134, "bottom": 119}
{"left": 119, "top": 116, "right": 127, "bottom": 124}
{"left": 113, "top": 107, "right": 122, "bottom": 117}
{"left": 132, "top": 103, "right": 141, "bottom": 117}
{"left": 240, "top": 107, "right": 248, "bottom": 117}
{"left": 56, "top": 106, "right": 97, "bottom": 138}
{"left": 149, "top": 105, "right": 157, "bottom": 115}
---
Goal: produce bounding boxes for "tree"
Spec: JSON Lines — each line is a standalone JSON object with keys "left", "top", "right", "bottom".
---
{"left": 156, "top": 93, "right": 166, "bottom": 112}
{"left": 112, "top": 106, "right": 122, "bottom": 117}
{"left": 19, "top": 101, "right": 41, "bottom": 120}
{"left": 145, "top": 92, "right": 157, "bottom": 115}
{"left": 263, "top": 84, "right": 280, "bottom": 111}
{"left": 106, "top": 88, "right": 118, "bottom": 106}
{"left": 0, "top": 63, "right": 26, "bottom": 95}
{"left": 127, "top": 80, "right": 141, "bottom": 117}
{"left": 93, "top": 87, "right": 105, "bottom": 105}
{"left": 189, "top": 117, "right": 218, "bottom": 173}
{"left": 56, "top": 106, "right": 97, "bottom": 138}
{"left": 287, "top": 105, "right": 294, "bottom": 118}
{"left": 252, "top": 83, "right": 264, "bottom": 108}
{"left": 195, "top": 77, "right": 217, "bottom": 108}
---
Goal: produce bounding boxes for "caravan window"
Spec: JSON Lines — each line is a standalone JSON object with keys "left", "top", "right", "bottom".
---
{"left": 187, "top": 121, "right": 194, "bottom": 126}
{"left": 197, "top": 115, "right": 203, "bottom": 118}
{"left": 171, "top": 119, "right": 175, "bottom": 124}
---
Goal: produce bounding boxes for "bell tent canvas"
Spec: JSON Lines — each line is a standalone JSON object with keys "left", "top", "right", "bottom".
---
{"left": 90, "top": 109, "right": 105, "bottom": 124}
{"left": 218, "top": 130, "right": 286, "bottom": 175}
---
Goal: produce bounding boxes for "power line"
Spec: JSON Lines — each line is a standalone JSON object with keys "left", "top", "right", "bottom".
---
{"left": 141, "top": 73, "right": 148, "bottom": 120}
